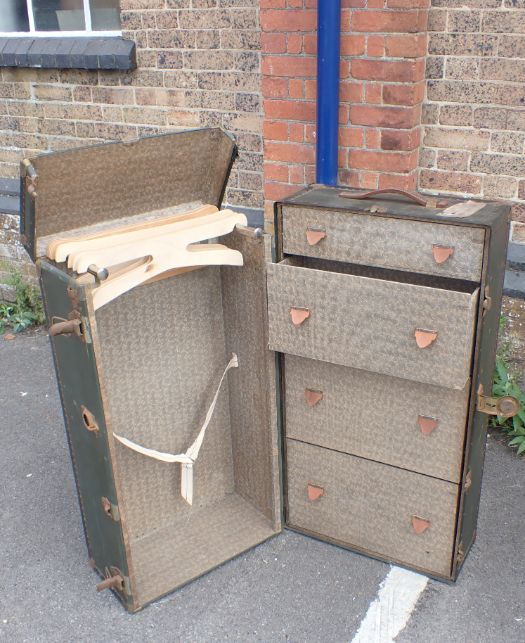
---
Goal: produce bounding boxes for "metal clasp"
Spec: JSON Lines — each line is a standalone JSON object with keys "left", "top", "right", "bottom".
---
{"left": 96, "top": 566, "right": 130, "bottom": 595}
{"left": 477, "top": 385, "right": 520, "bottom": 418}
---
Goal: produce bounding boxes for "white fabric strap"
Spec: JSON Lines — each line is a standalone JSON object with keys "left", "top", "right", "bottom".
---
{"left": 113, "top": 353, "right": 239, "bottom": 505}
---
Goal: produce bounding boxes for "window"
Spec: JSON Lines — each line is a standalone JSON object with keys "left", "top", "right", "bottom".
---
{"left": 0, "top": 1, "right": 121, "bottom": 37}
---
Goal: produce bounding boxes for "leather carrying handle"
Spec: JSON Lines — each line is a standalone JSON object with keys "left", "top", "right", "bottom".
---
{"left": 339, "top": 188, "right": 427, "bottom": 207}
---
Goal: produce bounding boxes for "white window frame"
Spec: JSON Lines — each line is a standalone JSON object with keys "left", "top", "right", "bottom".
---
{"left": 0, "top": 0, "right": 122, "bottom": 38}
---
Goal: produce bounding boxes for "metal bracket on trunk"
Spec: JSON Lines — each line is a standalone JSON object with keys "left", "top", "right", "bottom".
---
{"left": 101, "top": 497, "right": 120, "bottom": 522}
{"left": 96, "top": 566, "right": 131, "bottom": 596}
{"left": 477, "top": 384, "right": 520, "bottom": 418}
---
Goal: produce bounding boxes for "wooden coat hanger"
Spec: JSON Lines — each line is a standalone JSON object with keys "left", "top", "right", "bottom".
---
{"left": 87, "top": 210, "right": 248, "bottom": 310}
{"left": 49, "top": 204, "right": 219, "bottom": 263}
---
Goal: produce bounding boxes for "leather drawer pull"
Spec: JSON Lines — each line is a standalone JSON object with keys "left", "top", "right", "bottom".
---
{"left": 305, "top": 389, "right": 323, "bottom": 407}
{"left": 414, "top": 329, "right": 438, "bottom": 349}
{"left": 307, "top": 484, "right": 325, "bottom": 501}
{"left": 417, "top": 415, "right": 439, "bottom": 436}
{"left": 290, "top": 307, "right": 310, "bottom": 326}
{"left": 306, "top": 228, "right": 327, "bottom": 246}
{"left": 411, "top": 516, "right": 430, "bottom": 534}
{"left": 432, "top": 245, "right": 455, "bottom": 264}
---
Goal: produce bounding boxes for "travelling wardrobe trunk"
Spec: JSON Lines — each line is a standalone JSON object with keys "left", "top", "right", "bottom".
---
{"left": 21, "top": 129, "right": 513, "bottom": 612}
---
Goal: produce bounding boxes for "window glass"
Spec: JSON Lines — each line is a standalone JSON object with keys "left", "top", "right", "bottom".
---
{"left": 0, "top": 2, "right": 30, "bottom": 32}
{"left": 90, "top": 0, "right": 121, "bottom": 31}
{"left": 33, "top": 0, "right": 86, "bottom": 31}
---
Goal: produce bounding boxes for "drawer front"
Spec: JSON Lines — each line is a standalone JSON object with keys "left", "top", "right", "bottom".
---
{"left": 267, "top": 261, "right": 479, "bottom": 390}
{"left": 285, "top": 355, "right": 469, "bottom": 483}
{"left": 286, "top": 439, "right": 459, "bottom": 577}
{"left": 282, "top": 206, "right": 485, "bottom": 282}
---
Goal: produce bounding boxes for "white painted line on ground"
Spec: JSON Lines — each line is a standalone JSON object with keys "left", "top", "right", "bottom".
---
{"left": 351, "top": 566, "right": 429, "bottom": 643}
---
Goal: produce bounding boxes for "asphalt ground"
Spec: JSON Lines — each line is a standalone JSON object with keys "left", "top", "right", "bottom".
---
{"left": 1, "top": 333, "right": 523, "bottom": 642}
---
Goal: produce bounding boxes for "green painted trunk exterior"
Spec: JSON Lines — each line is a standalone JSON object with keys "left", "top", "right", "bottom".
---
{"left": 40, "top": 261, "right": 134, "bottom": 609}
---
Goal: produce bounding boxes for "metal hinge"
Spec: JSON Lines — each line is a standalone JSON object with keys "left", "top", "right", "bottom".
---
{"left": 482, "top": 286, "right": 492, "bottom": 316}
{"left": 21, "top": 158, "right": 38, "bottom": 199}
{"left": 477, "top": 384, "right": 520, "bottom": 419}
{"left": 456, "top": 542, "right": 465, "bottom": 566}
{"left": 464, "top": 470, "right": 472, "bottom": 491}
{"left": 101, "top": 497, "right": 120, "bottom": 522}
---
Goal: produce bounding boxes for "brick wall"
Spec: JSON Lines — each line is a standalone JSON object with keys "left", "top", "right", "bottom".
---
{"left": 0, "top": 0, "right": 263, "bottom": 209}
{"left": 420, "top": 0, "right": 525, "bottom": 241}
{"left": 261, "top": 0, "right": 429, "bottom": 228}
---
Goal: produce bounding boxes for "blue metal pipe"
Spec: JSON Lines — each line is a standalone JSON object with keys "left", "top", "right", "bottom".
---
{"left": 316, "top": 0, "right": 342, "bottom": 186}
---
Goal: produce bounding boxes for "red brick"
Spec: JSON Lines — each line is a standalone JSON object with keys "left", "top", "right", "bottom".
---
{"left": 350, "top": 104, "right": 420, "bottom": 129}
{"left": 341, "top": 35, "right": 366, "bottom": 57}
{"left": 385, "top": 34, "right": 427, "bottom": 58}
{"left": 378, "top": 172, "right": 418, "bottom": 190}
{"left": 305, "top": 79, "right": 316, "bottom": 99}
{"left": 382, "top": 82, "right": 425, "bottom": 106}
{"left": 360, "top": 171, "right": 380, "bottom": 189}
{"left": 305, "top": 123, "right": 316, "bottom": 143}
{"left": 260, "top": 10, "right": 317, "bottom": 32}
{"left": 305, "top": 165, "right": 316, "bottom": 184}
{"left": 289, "top": 122, "right": 304, "bottom": 141}
{"left": 381, "top": 128, "right": 421, "bottom": 151}
{"left": 366, "top": 129, "right": 381, "bottom": 149}
{"left": 365, "top": 83, "right": 383, "bottom": 104}
{"left": 289, "top": 79, "right": 304, "bottom": 98}
{"left": 264, "top": 162, "right": 289, "bottom": 182}
{"left": 288, "top": 34, "right": 303, "bottom": 54}
{"left": 262, "top": 77, "right": 288, "bottom": 99}
{"left": 261, "top": 33, "right": 287, "bottom": 54}
{"left": 367, "top": 35, "right": 385, "bottom": 58}
{"left": 387, "top": 0, "right": 429, "bottom": 8}
{"left": 290, "top": 164, "right": 305, "bottom": 183}
{"left": 265, "top": 181, "right": 302, "bottom": 201}
{"left": 340, "top": 81, "right": 363, "bottom": 103}
{"left": 351, "top": 59, "right": 420, "bottom": 82}
{"left": 263, "top": 120, "right": 288, "bottom": 141}
{"left": 265, "top": 141, "right": 315, "bottom": 163}
{"left": 303, "top": 34, "right": 317, "bottom": 55}
{"left": 339, "top": 127, "right": 365, "bottom": 147}
{"left": 352, "top": 10, "right": 426, "bottom": 34}
{"left": 264, "top": 99, "right": 316, "bottom": 121}
{"left": 262, "top": 56, "right": 317, "bottom": 78}
{"left": 349, "top": 149, "right": 418, "bottom": 173}
{"left": 340, "top": 59, "right": 351, "bottom": 80}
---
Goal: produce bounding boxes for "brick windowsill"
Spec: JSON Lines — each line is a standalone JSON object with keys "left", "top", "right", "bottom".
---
{"left": 0, "top": 37, "right": 136, "bottom": 71}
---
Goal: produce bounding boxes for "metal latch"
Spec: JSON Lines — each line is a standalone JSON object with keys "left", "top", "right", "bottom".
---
{"left": 96, "top": 566, "right": 131, "bottom": 595}
{"left": 48, "top": 317, "right": 82, "bottom": 338}
{"left": 477, "top": 385, "right": 520, "bottom": 418}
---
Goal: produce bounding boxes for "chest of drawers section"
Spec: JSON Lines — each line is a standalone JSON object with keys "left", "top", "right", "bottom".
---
{"left": 271, "top": 187, "right": 511, "bottom": 580}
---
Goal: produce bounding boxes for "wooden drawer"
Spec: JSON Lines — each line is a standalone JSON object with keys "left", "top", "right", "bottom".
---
{"left": 282, "top": 205, "right": 485, "bottom": 282}
{"left": 284, "top": 355, "right": 469, "bottom": 483}
{"left": 267, "top": 258, "right": 479, "bottom": 390}
{"left": 285, "top": 439, "right": 459, "bottom": 577}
